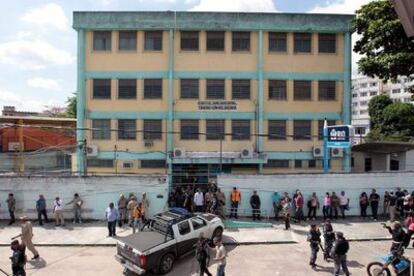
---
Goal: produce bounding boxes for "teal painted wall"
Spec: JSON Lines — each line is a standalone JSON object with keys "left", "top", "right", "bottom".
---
{"left": 342, "top": 32, "right": 352, "bottom": 172}
{"left": 76, "top": 30, "right": 86, "bottom": 175}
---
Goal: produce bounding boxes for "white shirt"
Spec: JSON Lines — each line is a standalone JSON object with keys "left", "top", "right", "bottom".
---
{"left": 339, "top": 195, "right": 348, "bottom": 206}
{"left": 194, "top": 192, "right": 204, "bottom": 206}
{"left": 215, "top": 244, "right": 227, "bottom": 265}
{"left": 54, "top": 199, "right": 63, "bottom": 211}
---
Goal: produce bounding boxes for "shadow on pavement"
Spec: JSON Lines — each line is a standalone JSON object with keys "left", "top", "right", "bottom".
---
{"left": 27, "top": 257, "right": 47, "bottom": 269}
{"left": 347, "top": 260, "right": 365, "bottom": 268}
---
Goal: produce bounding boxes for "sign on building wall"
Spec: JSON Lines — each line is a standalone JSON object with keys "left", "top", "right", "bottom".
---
{"left": 198, "top": 101, "right": 237, "bottom": 111}
{"left": 327, "top": 125, "right": 353, "bottom": 148}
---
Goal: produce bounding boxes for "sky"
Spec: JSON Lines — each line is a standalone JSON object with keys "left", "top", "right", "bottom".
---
{"left": 0, "top": 0, "right": 370, "bottom": 112}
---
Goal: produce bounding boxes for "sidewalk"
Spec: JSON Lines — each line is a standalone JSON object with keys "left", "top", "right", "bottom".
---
{"left": 0, "top": 218, "right": 392, "bottom": 246}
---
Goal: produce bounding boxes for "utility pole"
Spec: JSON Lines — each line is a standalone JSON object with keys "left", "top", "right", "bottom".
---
{"left": 323, "top": 119, "right": 329, "bottom": 174}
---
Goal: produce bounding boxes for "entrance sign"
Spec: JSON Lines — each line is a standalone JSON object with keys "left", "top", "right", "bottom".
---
{"left": 326, "top": 125, "right": 353, "bottom": 148}
{"left": 198, "top": 101, "right": 237, "bottom": 111}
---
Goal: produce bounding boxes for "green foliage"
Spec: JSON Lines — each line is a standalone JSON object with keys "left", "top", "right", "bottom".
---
{"left": 368, "top": 95, "right": 393, "bottom": 129}
{"left": 65, "top": 94, "right": 77, "bottom": 118}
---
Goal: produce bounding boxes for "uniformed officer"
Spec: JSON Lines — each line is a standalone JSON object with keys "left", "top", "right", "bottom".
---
{"left": 307, "top": 224, "right": 321, "bottom": 269}
{"left": 12, "top": 216, "right": 39, "bottom": 260}
{"left": 331, "top": 232, "right": 350, "bottom": 276}
{"left": 322, "top": 219, "right": 335, "bottom": 261}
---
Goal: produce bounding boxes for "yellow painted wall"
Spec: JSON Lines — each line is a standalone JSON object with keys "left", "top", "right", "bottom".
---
{"left": 262, "top": 159, "right": 343, "bottom": 174}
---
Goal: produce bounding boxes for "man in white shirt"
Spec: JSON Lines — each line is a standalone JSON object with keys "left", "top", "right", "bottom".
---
{"left": 53, "top": 197, "right": 65, "bottom": 226}
{"left": 214, "top": 237, "right": 226, "bottom": 276}
{"left": 339, "top": 191, "right": 349, "bottom": 219}
{"left": 194, "top": 188, "right": 204, "bottom": 213}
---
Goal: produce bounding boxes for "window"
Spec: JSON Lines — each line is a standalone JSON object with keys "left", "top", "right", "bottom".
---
{"left": 318, "top": 34, "right": 336, "bottom": 53}
{"left": 93, "top": 31, "right": 111, "bottom": 51}
{"left": 232, "top": 32, "right": 250, "bottom": 51}
{"left": 352, "top": 102, "right": 358, "bottom": 107}
{"left": 268, "top": 120, "right": 286, "bottom": 140}
{"left": 118, "top": 119, "right": 136, "bottom": 140}
{"left": 294, "top": 120, "right": 311, "bottom": 140}
{"left": 294, "top": 80, "right": 312, "bottom": 100}
{"left": 191, "top": 217, "right": 206, "bottom": 230}
{"left": 318, "top": 120, "right": 335, "bottom": 140}
{"left": 92, "top": 119, "right": 111, "bottom": 140}
{"left": 264, "top": 160, "right": 289, "bottom": 168}
{"left": 93, "top": 79, "right": 111, "bottom": 99}
{"left": 178, "top": 221, "right": 191, "bottom": 235}
{"left": 87, "top": 159, "right": 114, "bottom": 168}
{"left": 360, "top": 92, "right": 368, "bottom": 97}
{"left": 352, "top": 93, "right": 358, "bottom": 98}
{"left": 355, "top": 127, "right": 366, "bottom": 135}
{"left": 118, "top": 79, "right": 136, "bottom": 99}
{"left": 364, "top": 158, "right": 372, "bottom": 172}
{"left": 143, "top": 120, "right": 162, "bottom": 140}
{"left": 268, "top": 80, "right": 287, "bottom": 100}
{"left": 269, "top": 32, "right": 287, "bottom": 52}
{"left": 144, "top": 79, "right": 162, "bottom": 99}
{"left": 360, "top": 101, "right": 368, "bottom": 106}
{"left": 294, "top": 33, "right": 311, "bottom": 53}
{"left": 118, "top": 31, "right": 137, "bottom": 50}
{"left": 232, "top": 80, "right": 250, "bottom": 99}
{"left": 206, "top": 120, "right": 225, "bottom": 140}
{"left": 308, "top": 160, "right": 316, "bottom": 168}
{"left": 181, "top": 31, "right": 199, "bottom": 51}
{"left": 141, "top": 160, "right": 166, "bottom": 168}
{"left": 360, "top": 83, "right": 367, "bottom": 88}
{"left": 144, "top": 31, "right": 162, "bottom": 51}
{"left": 181, "top": 120, "right": 199, "bottom": 140}
{"left": 206, "top": 79, "right": 225, "bottom": 99}
{"left": 232, "top": 120, "right": 250, "bottom": 140}
{"left": 295, "top": 160, "right": 303, "bottom": 168}
{"left": 207, "top": 31, "right": 225, "bottom": 51}
{"left": 369, "top": 91, "right": 377, "bottom": 96}
{"left": 180, "top": 79, "right": 199, "bottom": 99}
{"left": 318, "top": 81, "right": 336, "bottom": 101}
{"left": 390, "top": 159, "right": 399, "bottom": 171}
{"left": 360, "top": 110, "right": 368, "bottom": 115}
{"left": 392, "top": 89, "right": 400, "bottom": 94}
{"left": 370, "top": 82, "right": 377, "bottom": 87}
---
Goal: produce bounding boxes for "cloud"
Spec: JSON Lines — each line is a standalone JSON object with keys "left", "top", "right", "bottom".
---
{"left": 0, "top": 39, "right": 74, "bottom": 70}
{"left": 27, "top": 77, "right": 62, "bottom": 91}
{"left": 190, "top": 0, "right": 277, "bottom": 12}
{"left": 21, "top": 3, "right": 68, "bottom": 30}
{"left": 309, "top": 0, "right": 370, "bottom": 14}
{"left": 0, "top": 89, "right": 59, "bottom": 112}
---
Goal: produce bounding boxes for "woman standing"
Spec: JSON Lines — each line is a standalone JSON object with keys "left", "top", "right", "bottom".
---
{"left": 323, "top": 193, "right": 331, "bottom": 220}
{"left": 359, "top": 192, "right": 369, "bottom": 218}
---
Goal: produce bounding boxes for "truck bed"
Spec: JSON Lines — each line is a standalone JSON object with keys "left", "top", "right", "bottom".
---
{"left": 117, "top": 230, "right": 173, "bottom": 252}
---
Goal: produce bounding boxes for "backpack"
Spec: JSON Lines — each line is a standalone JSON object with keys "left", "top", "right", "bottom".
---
{"left": 335, "top": 239, "right": 349, "bottom": 255}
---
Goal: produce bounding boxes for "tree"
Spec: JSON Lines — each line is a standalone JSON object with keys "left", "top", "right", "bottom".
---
{"left": 368, "top": 94, "right": 393, "bottom": 130}
{"left": 65, "top": 94, "right": 76, "bottom": 118}
{"left": 42, "top": 106, "right": 66, "bottom": 117}
{"left": 353, "top": 0, "right": 414, "bottom": 83}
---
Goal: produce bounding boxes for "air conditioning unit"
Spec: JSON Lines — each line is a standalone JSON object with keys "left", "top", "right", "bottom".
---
{"left": 313, "top": 146, "right": 323, "bottom": 158}
{"left": 86, "top": 144, "right": 99, "bottom": 157}
{"left": 144, "top": 140, "right": 154, "bottom": 147}
{"left": 240, "top": 147, "right": 253, "bottom": 158}
{"left": 331, "top": 148, "right": 344, "bottom": 158}
{"left": 173, "top": 148, "right": 186, "bottom": 158}
{"left": 122, "top": 161, "right": 133, "bottom": 169}
{"left": 8, "top": 142, "right": 22, "bottom": 151}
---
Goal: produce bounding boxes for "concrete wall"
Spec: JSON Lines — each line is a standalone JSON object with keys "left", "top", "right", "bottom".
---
{"left": 0, "top": 176, "right": 168, "bottom": 220}
{"left": 218, "top": 172, "right": 414, "bottom": 217}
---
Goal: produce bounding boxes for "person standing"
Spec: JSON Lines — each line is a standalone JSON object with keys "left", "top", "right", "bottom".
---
{"left": 195, "top": 233, "right": 212, "bottom": 276}
{"left": 396, "top": 187, "right": 405, "bottom": 219}
{"left": 383, "top": 191, "right": 391, "bottom": 217}
{"left": 388, "top": 192, "right": 397, "bottom": 222}
{"left": 132, "top": 203, "right": 143, "bottom": 234}
{"left": 53, "top": 196, "right": 65, "bottom": 227}
{"left": 204, "top": 189, "right": 213, "bottom": 213}
{"left": 66, "top": 193, "right": 83, "bottom": 224}
{"left": 105, "top": 202, "right": 119, "bottom": 237}
{"left": 369, "top": 189, "right": 380, "bottom": 221}
{"left": 359, "top": 192, "right": 369, "bottom": 218}
{"left": 282, "top": 195, "right": 291, "bottom": 230}
{"left": 230, "top": 187, "right": 241, "bottom": 219}
{"left": 194, "top": 189, "right": 205, "bottom": 213}
{"left": 308, "top": 192, "right": 320, "bottom": 221}
{"left": 216, "top": 188, "right": 226, "bottom": 219}
{"left": 7, "top": 193, "right": 16, "bottom": 225}
{"left": 117, "top": 194, "right": 127, "bottom": 227}
{"left": 307, "top": 224, "right": 321, "bottom": 269}
{"left": 183, "top": 186, "right": 194, "bottom": 212}
{"left": 11, "top": 216, "right": 39, "bottom": 260}
{"left": 250, "top": 191, "right": 261, "bottom": 221}
{"left": 383, "top": 222, "right": 405, "bottom": 252}
{"left": 272, "top": 192, "right": 282, "bottom": 221}
{"left": 210, "top": 193, "right": 218, "bottom": 214}
{"left": 323, "top": 192, "right": 332, "bottom": 220}
{"left": 294, "top": 191, "right": 304, "bottom": 222}
{"left": 322, "top": 219, "right": 335, "bottom": 261}
{"left": 331, "top": 232, "right": 350, "bottom": 276}
{"left": 127, "top": 195, "right": 138, "bottom": 226}
{"left": 339, "top": 191, "right": 349, "bottom": 219}
{"left": 36, "top": 195, "right": 48, "bottom": 225}
{"left": 10, "top": 240, "right": 26, "bottom": 276}
{"left": 213, "top": 237, "right": 226, "bottom": 276}
{"left": 331, "top": 192, "right": 340, "bottom": 219}
{"left": 141, "top": 192, "right": 150, "bottom": 222}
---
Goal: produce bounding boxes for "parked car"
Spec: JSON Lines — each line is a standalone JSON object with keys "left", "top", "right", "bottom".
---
{"left": 115, "top": 208, "right": 224, "bottom": 275}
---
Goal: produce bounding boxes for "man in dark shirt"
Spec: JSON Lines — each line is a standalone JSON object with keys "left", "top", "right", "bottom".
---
{"left": 322, "top": 219, "right": 335, "bottom": 261}
{"left": 396, "top": 187, "right": 405, "bottom": 219}
{"left": 388, "top": 192, "right": 397, "bottom": 222}
{"left": 383, "top": 222, "right": 405, "bottom": 252}
{"left": 307, "top": 224, "right": 321, "bottom": 269}
{"left": 369, "top": 189, "right": 380, "bottom": 221}
{"left": 332, "top": 232, "right": 350, "bottom": 276}
{"left": 250, "top": 191, "right": 261, "bottom": 221}
{"left": 10, "top": 240, "right": 26, "bottom": 276}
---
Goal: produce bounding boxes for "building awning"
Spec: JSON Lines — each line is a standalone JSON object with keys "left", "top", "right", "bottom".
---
{"left": 352, "top": 142, "right": 414, "bottom": 154}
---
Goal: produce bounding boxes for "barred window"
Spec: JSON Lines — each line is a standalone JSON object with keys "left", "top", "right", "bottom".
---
{"left": 293, "top": 120, "right": 311, "bottom": 140}
{"left": 181, "top": 120, "right": 199, "bottom": 140}
{"left": 294, "top": 33, "right": 311, "bottom": 53}
{"left": 232, "top": 32, "right": 250, "bottom": 51}
{"left": 144, "top": 79, "right": 162, "bottom": 99}
{"left": 264, "top": 159, "right": 290, "bottom": 168}
{"left": 318, "top": 81, "right": 336, "bottom": 101}
{"left": 141, "top": 160, "right": 166, "bottom": 168}
{"left": 92, "top": 119, "right": 111, "bottom": 140}
{"left": 269, "top": 80, "right": 287, "bottom": 100}
{"left": 207, "top": 31, "right": 225, "bottom": 51}
{"left": 118, "top": 119, "right": 136, "bottom": 140}
{"left": 144, "top": 31, "right": 162, "bottom": 51}
{"left": 118, "top": 79, "right": 136, "bottom": 99}
{"left": 294, "top": 80, "right": 312, "bottom": 100}
{"left": 318, "top": 34, "right": 336, "bottom": 53}
{"left": 268, "top": 120, "right": 286, "bottom": 140}
{"left": 308, "top": 160, "right": 316, "bottom": 168}
{"left": 232, "top": 80, "right": 250, "bottom": 99}
{"left": 318, "top": 120, "right": 336, "bottom": 140}
{"left": 119, "top": 31, "right": 137, "bottom": 50}
{"left": 295, "top": 160, "right": 303, "bottom": 168}
{"left": 181, "top": 31, "right": 199, "bottom": 51}
{"left": 206, "top": 120, "right": 225, "bottom": 140}
{"left": 206, "top": 79, "right": 225, "bottom": 99}
{"left": 180, "top": 79, "right": 199, "bottom": 99}
{"left": 232, "top": 120, "right": 250, "bottom": 140}
{"left": 269, "top": 32, "right": 287, "bottom": 52}
{"left": 143, "top": 120, "right": 162, "bottom": 140}
{"left": 93, "top": 31, "right": 111, "bottom": 51}
{"left": 93, "top": 79, "right": 111, "bottom": 99}
{"left": 87, "top": 159, "right": 114, "bottom": 168}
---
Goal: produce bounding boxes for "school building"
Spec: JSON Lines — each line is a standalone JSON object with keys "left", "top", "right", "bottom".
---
{"left": 72, "top": 11, "right": 354, "bottom": 186}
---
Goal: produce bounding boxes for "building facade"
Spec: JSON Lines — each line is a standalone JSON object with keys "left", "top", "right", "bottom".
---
{"left": 72, "top": 12, "right": 353, "bottom": 184}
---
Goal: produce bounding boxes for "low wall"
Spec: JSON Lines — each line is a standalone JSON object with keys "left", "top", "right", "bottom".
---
{"left": 218, "top": 172, "right": 414, "bottom": 217}
{"left": 0, "top": 176, "right": 168, "bottom": 220}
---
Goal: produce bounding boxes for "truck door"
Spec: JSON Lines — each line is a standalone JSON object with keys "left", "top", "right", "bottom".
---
{"left": 175, "top": 220, "right": 196, "bottom": 256}
{"left": 190, "top": 216, "right": 209, "bottom": 239}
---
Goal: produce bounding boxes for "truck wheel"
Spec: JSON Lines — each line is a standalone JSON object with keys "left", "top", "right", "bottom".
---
{"left": 159, "top": 253, "right": 174, "bottom": 274}
{"left": 212, "top": 227, "right": 223, "bottom": 240}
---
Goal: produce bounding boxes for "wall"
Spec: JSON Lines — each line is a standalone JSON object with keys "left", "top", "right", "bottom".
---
{"left": 0, "top": 176, "right": 168, "bottom": 220}
{"left": 218, "top": 172, "right": 414, "bottom": 217}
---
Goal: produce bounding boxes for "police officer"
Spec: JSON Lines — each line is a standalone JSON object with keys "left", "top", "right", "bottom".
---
{"left": 195, "top": 233, "right": 212, "bottom": 276}
{"left": 331, "top": 232, "right": 350, "bottom": 276}
{"left": 307, "top": 224, "right": 321, "bottom": 269}
{"left": 322, "top": 219, "right": 335, "bottom": 261}
{"left": 383, "top": 222, "right": 405, "bottom": 251}
{"left": 10, "top": 240, "right": 26, "bottom": 276}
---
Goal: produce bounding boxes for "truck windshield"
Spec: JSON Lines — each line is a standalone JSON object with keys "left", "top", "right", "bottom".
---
{"left": 150, "top": 219, "right": 174, "bottom": 238}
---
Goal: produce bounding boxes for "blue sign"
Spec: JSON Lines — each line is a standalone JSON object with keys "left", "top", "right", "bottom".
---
{"left": 326, "top": 125, "right": 353, "bottom": 148}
